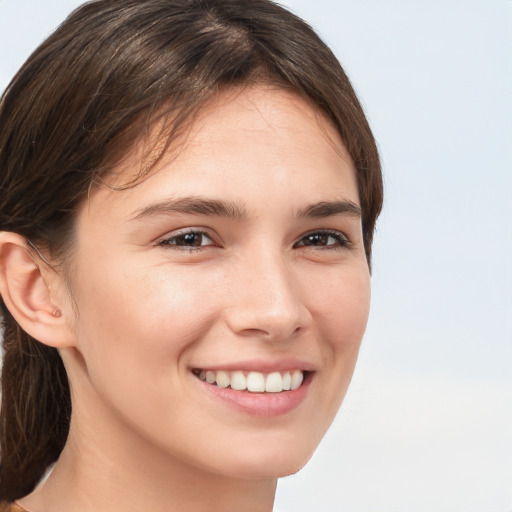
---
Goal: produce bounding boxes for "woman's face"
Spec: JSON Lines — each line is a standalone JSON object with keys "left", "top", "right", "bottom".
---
{"left": 63, "top": 86, "right": 370, "bottom": 479}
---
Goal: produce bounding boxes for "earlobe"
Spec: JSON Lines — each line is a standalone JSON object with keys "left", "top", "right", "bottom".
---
{"left": 0, "top": 231, "right": 74, "bottom": 348}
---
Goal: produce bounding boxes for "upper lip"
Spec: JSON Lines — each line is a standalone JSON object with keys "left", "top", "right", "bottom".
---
{"left": 191, "top": 358, "right": 317, "bottom": 374}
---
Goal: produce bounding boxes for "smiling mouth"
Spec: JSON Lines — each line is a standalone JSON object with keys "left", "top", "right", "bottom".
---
{"left": 192, "top": 369, "right": 307, "bottom": 393}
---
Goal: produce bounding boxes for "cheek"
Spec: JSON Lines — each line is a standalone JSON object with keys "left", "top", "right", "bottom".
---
{"left": 71, "top": 259, "right": 222, "bottom": 388}
{"left": 67, "top": 261, "right": 226, "bottom": 446}
{"left": 308, "top": 264, "right": 371, "bottom": 349}
{"left": 306, "top": 265, "right": 370, "bottom": 412}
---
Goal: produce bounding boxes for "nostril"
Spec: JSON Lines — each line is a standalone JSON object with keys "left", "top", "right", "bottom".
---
{"left": 239, "top": 327, "right": 270, "bottom": 337}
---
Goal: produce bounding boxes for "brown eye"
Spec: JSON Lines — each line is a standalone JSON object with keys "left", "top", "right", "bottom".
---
{"left": 160, "top": 230, "right": 214, "bottom": 248}
{"left": 295, "top": 231, "right": 349, "bottom": 248}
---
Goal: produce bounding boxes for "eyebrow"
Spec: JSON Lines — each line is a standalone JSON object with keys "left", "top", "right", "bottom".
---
{"left": 296, "top": 200, "right": 362, "bottom": 219}
{"left": 131, "top": 196, "right": 361, "bottom": 221}
{"left": 132, "top": 196, "right": 247, "bottom": 220}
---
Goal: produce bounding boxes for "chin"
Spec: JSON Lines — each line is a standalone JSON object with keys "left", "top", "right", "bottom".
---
{"left": 209, "top": 436, "right": 319, "bottom": 480}
{"left": 241, "top": 455, "right": 313, "bottom": 480}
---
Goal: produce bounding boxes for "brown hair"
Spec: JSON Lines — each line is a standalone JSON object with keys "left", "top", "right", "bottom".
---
{"left": 0, "top": 0, "right": 382, "bottom": 502}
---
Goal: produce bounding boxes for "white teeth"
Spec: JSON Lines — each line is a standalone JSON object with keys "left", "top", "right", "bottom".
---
{"left": 247, "top": 371, "right": 265, "bottom": 392}
{"left": 215, "top": 370, "right": 230, "bottom": 388}
{"left": 282, "top": 372, "right": 291, "bottom": 390}
{"left": 290, "top": 370, "right": 303, "bottom": 390}
{"left": 230, "top": 371, "right": 247, "bottom": 391}
{"left": 196, "top": 369, "right": 305, "bottom": 393}
{"left": 265, "top": 372, "right": 282, "bottom": 393}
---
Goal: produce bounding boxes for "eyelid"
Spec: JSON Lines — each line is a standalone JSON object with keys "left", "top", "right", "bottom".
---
{"left": 157, "top": 227, "right": 218, "bottom": 248}
{"left": 293, "top": 229, "right": 350, "bottom": 249}
{"left": 155, "top": 227, "right": 350, "bottom": 251}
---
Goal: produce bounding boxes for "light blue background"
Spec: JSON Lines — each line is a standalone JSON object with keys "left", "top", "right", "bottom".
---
{"left": 1, "top": 1, "right": 511, "bottom": 511}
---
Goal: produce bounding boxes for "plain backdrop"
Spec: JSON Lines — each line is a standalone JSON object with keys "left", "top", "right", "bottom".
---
{"left": 1, "top": 1, "right": 511, "bottom": 511}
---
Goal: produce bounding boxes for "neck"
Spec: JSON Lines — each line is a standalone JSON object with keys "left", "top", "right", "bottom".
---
{"left": 20, "top": 390, "right": 277, "bottom": 512}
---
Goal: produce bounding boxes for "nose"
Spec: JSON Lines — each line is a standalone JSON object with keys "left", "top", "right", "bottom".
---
{"left": 223, "top": 250, "right": 310, "bottom": 342}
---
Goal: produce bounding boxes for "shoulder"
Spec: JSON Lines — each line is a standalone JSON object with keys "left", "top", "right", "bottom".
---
{"left": 0, "top": 503, "right": 29, "bottom": 512}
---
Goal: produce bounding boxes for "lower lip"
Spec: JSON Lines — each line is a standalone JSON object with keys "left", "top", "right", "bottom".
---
{"left": 197, "top": 374, "right": 312, "bottom": 417}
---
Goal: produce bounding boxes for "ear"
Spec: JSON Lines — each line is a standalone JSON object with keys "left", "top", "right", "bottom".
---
{"left": 0, "top": 232, "right": 76, "bottom": 348}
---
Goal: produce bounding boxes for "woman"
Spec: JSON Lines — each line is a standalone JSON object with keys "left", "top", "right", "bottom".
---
{"left": 0, "top": 1, "right": 382, "bottom": 511}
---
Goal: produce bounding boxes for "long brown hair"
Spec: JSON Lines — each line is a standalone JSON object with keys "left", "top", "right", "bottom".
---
{"left": 0, "top": 0, "right": 382, "bottom": 502}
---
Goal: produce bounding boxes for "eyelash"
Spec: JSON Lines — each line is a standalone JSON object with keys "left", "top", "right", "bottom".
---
{"left": 293, "top": 230, "right": 350, "bottom": 250}
{"left": 158, "top": 229, "right": 214, "bottom": 251}
{"left": 158, "top": 229, "right": 350, "bottom": 251}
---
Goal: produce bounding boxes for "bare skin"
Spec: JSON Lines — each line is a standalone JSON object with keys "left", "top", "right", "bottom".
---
{"left": 14, "top": 86, "right": 370, "bottom": 512}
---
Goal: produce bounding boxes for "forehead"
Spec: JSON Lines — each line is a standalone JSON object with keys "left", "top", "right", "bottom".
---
{"left": 81, "top": 86, "right": 358, "bottom": 221}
